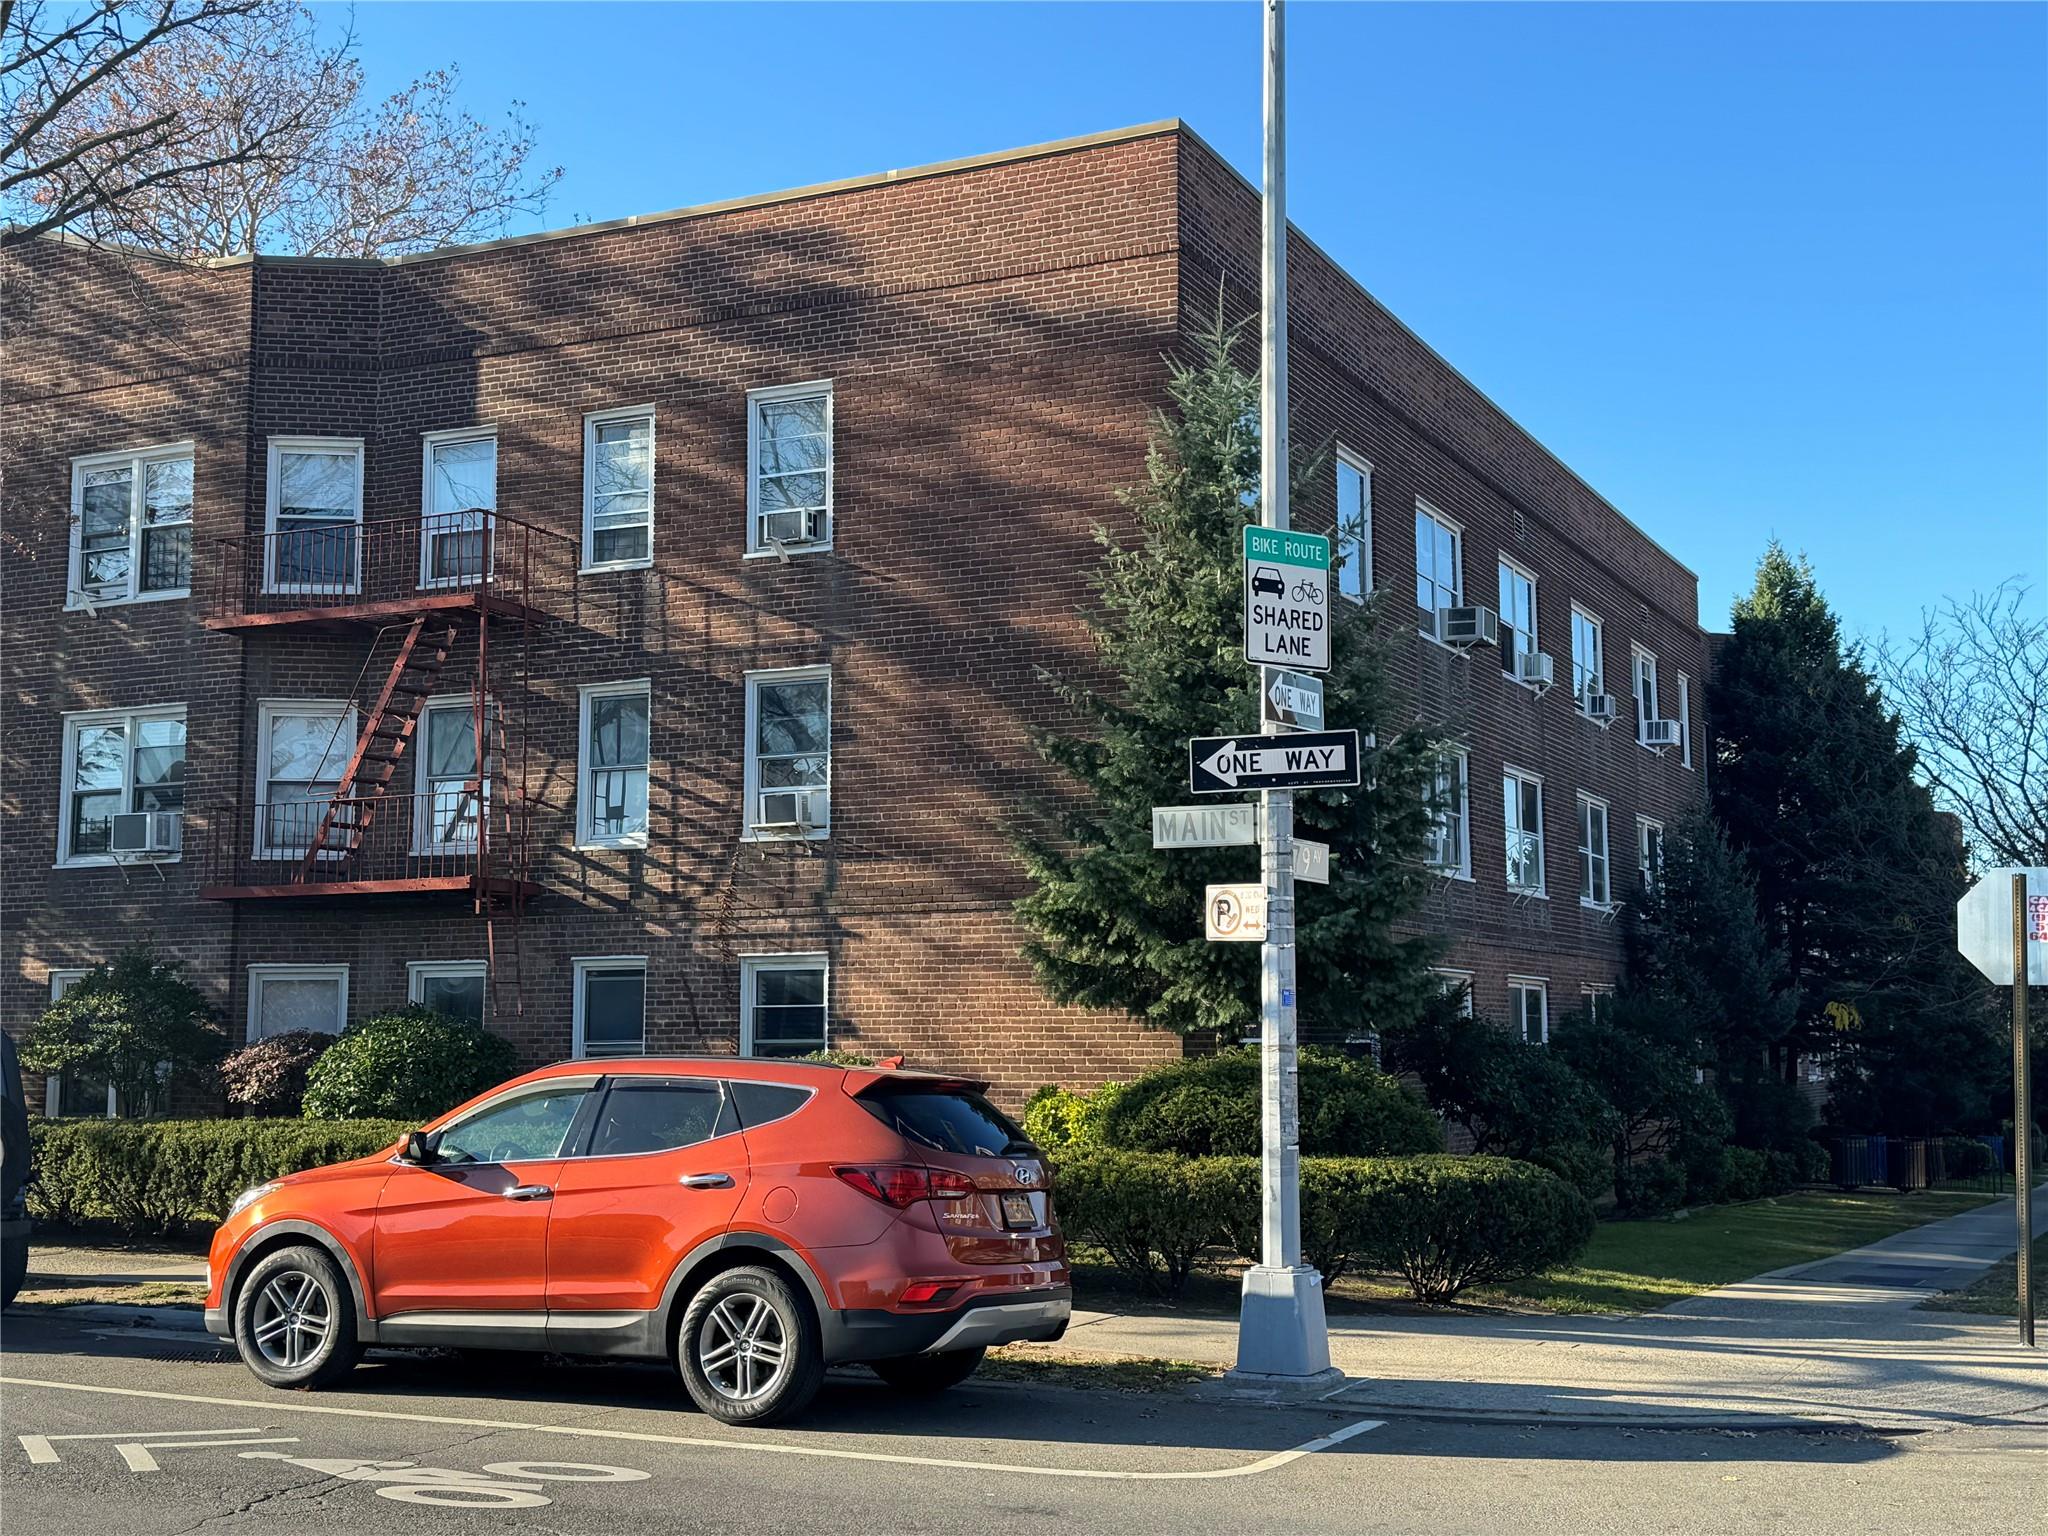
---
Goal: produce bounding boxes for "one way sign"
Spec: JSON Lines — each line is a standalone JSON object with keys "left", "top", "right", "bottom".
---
{"left": 1189, "top": 731, "right": 1362, "bottom": 793}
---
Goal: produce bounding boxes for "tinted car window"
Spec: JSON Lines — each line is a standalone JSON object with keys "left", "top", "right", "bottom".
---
{"left": 437, "top": 1086, "right": 585, "bottom": 1164}
{"left": 858, "top": 1089, "right": 1031, "bottom": 1157}
{"left": 730, "top": 1081, "right": 812, "bottom": 1130}
{"left": 588, "top": 1081, "right": 729, "bottom": 1157}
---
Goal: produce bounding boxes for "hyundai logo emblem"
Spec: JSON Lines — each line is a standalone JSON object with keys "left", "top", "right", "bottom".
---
{"left": 1013, "top": 1164, "right": 1039, "bottom": 1185}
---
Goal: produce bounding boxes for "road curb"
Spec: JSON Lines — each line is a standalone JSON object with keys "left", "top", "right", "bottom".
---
{"left": 17, "top": 1301, "right": 208, "bottom": 1333}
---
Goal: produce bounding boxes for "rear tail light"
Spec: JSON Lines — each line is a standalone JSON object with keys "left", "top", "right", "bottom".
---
{"left": 834, "top": 1164, "right": 976, "bottom": 1209}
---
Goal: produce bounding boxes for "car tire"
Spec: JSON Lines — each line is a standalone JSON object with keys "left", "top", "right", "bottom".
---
{"left": 676, "top": 1264, "right": 824, "bottom": 1427}
{"left": 232, "top": 1244, "right": 359, "bottom": 1390}
{"left": 870, "top": 1347, "right": 986, "bottom": 1395}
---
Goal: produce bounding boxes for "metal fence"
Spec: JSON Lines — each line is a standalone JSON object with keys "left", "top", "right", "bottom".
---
{"left": 1828, "top": 1134, "right": 2021, "bottom": 1194}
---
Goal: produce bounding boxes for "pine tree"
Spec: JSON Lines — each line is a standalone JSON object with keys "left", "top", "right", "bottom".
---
{"left": 1013, "top": 316, "right": 1443, "bottom": 1041}
{"left": 1709, "top": 544, "right": 2003, "bottom": 1131}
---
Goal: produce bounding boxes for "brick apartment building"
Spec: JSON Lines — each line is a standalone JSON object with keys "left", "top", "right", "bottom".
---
{"left": 0, "top": 121, "right": 1708, "bottom": 1112}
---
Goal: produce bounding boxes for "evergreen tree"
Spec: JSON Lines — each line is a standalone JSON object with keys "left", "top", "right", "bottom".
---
{"left": 1014, "top": 316, "right": 1443, "bottom": 1042}
{"left": 1709, "top": 544, "right": 2003, "bottom": 1131}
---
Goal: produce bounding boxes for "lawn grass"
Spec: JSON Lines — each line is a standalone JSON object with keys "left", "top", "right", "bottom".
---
{"left": 980, "top": 1345, "right": 1223, "bottom": 1392}
{"left": 1491, "top": 1189, "right": 2001, "bottom": 1314}
{"left": 1921, "top": 1232, "right": 2045, "bottom": 1317}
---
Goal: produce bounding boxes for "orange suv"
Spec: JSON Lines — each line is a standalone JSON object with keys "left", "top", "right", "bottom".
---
{"left": 204, "top": 1058, "right": 1068, "bottom": 1424}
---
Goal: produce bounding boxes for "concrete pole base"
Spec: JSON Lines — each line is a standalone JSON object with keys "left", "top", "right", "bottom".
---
{"left": 1230, "top": 1263, "right": 1334, "bottom": 1379}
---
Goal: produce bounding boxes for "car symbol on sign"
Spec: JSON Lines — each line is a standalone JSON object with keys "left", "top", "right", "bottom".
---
{"left": 1251, "top": 566, "right": 1286, "bottom": 598}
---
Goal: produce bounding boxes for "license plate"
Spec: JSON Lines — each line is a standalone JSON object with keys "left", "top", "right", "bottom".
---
{"left": 1001, "top": 1192, "right": 1036, "bottom": 1229}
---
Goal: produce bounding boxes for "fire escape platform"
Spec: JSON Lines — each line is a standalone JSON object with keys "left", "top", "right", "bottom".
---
{"left": 202, "top": 592, "right": 552, "bottom": 634}
{"left": 199, "top": 875, "right": 539, "bottom": 902}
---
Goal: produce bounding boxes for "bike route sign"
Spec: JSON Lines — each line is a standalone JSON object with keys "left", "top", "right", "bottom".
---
{"left": 1243, "top": 527, "right": 1330, "bottom": 672}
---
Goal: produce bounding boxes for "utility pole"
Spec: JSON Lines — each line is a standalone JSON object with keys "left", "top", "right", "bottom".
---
{"left": 2013, "top": 871, "right": 2034, "bottom": 1348}
{"left": 1233, "top": 0, "right": 1334, "bottom": 1382}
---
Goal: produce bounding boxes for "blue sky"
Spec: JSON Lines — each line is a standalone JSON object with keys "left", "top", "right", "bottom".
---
{"left": 345, "top": 1, "right": 2046, "bottom": 642}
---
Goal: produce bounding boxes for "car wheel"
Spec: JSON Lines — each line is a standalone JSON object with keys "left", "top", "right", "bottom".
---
{"left": 232, "top": 1244, "right": 359, "bottom": 1390}
{"left": 676, "top": 1264, "right": 824, "bottom": 1426}
{"left": 870, "top": 1347, "right": 986, "bottom": 1395}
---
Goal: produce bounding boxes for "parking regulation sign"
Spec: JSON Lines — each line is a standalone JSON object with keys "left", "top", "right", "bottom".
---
{"left": 1244, "top": 526, "right": 1330, "bottom": 672}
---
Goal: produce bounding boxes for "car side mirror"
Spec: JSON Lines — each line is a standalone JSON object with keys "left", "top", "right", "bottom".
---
{"left": 403, "top": 1129, "right": 441, "bottom": 1166}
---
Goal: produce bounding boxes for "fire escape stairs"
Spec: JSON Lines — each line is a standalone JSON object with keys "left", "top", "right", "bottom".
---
{"left": 297, "top": 616, "right": 459, "bottom": 881}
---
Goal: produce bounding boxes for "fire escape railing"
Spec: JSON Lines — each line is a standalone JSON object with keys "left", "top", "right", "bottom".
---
{"left": 199, "top": 785, "right": 537, "bottom": 894}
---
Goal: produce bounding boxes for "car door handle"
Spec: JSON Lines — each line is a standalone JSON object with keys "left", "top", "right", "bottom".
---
{"left": 503, "top": 1184, "right": 553, "bottom": 1201}
{"left": 678, "top": 1173, "right": 735, "bottom": 1189}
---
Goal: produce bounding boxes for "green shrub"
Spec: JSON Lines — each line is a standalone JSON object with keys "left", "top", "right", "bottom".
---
{"left": 1716, "top": 1145, "right": 1769, "bottom": 1202}
{"left": 1092, "top": 1048, "right": 1441, "bottom": 1159}
{"left": 300, "top": 1007, "right": 518, "bottom": 1122}
{"left": 1613, "top": 1156, "right": 1688, "bottom": 1218}
{"left": 219, "top": 1030, "right": 333, "bottom": 1117}
{"left": 1344, "top": 1155, "right": 1595, "bottom": 1303}
{"left": 27, "top": 1118, "right": 409, "bottom": 1236}
{"left": 1022, "top": 1082, "right": 1122, "bottom": 1151}
{"left": 1049, "top": 1148, "right": 1245, "bottom": 1296}
{"left": 19, "top": 945, "right": 225, "bottom": 1116}
{"left": 1942, "top": 1136, "right": 1995, "bottom": 1179}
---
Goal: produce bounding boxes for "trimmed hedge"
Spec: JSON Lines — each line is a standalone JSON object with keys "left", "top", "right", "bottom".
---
{"left": 1091, "top": 1048, "right": 1443, "bottom": 1159}
{"left": 27, "top": 1118, "right": 409, "bottom": 1235}
{"left": 1053, "top": 1148, "right": 1594, "bottom": 1300}
{"left": 300, "top": 1007, "right": 517, "bottom": 1122}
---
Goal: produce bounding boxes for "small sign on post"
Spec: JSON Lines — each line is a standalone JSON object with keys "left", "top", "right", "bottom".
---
{"left": 1205, "top": 883, "right": 1267, "bottom": 943}
{"left": 1152, "top": 803, "right": 1259, "bottom": 850}
{"left": 1294, "top": 837, "right": 1329, "bottom": 884}
{"left": 1243, "top": 527, "right": 1330, "bottom": 672}
{"left": 1261, "top": 667, "right": 1324, "bottom": 732}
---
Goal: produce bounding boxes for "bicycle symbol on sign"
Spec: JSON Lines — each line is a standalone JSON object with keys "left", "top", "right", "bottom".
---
{"left": 1289, "top": 579, "right": 1319, "bottom": 604}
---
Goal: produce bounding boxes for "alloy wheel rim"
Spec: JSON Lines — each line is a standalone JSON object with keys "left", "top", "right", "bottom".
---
{"left": 251, "top": 1270, "right": 332, "bottom": 1370}
{"left": 697, "top": 1292, "right": 790, "bottom": 1403}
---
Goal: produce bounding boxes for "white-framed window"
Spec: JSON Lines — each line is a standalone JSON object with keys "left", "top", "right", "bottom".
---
{"left": 248, "top": 964, "right": 348, "bottom": 1041}
{"left": 413, "top": 696, "right": 487, "bottom": 854}
{"left": 1581, "top": 984, "right": 1614, "bottom": 1022}
{"left": 1415, "top": 499, "right": 1462, "bottom": 626}
{"left": 573, "top": 956, "right": 646, "bottom": 1058}
{"left": 1503, "top": 766, "right": 1545, "bottom": 895}
{"left": 1578, "top": 793, "right": 1611, "bottom": 908}
{"left": 255, "top": 700, "right": 356, "bottom": 857}
{"left": 583, "top": 407, "right": 655, "bottom": 570}
{"left": 1335, "top": 450, "right": 1372, "bottom": 602}
{"left": 744, "top": 667, "right": 831, "bottom": 839}
{"left": 58, "top": 706, "right": 186, "bottom": 866}
{"left": 43, "top": 968, "right": 115, "bottom": 1117}
{"left": 408, "top": 959, "right": 487, "bottom": 1024}
{"left": 67, "top": 442, "right": 193, "bottom": 608}
{"left": 265, "top": 436, "right": 362, "bottom": 594}
{"left": 577, "top": 680, "right": 650, "bottom": 849}
{"left": 1433, "top": 967, "right": 1475, "bottom": 1018}
{"left": 1638, "top": 817, "right": 1665, "bottom": 891}
{"left": 1497, "top": 556, "right": 1537, "bottom": 670}
{"left": 1571, "top": 605, "right": 1604, "bottom": 709}
{"left": 1633, "top": 645, "right": 1660, "bottom": 741}
{"left": 1509, "top": 976, "right": 1549, "bottom": 1044}
{"left": 420, "top": 427, "right": 497, "bottom": 588}
{"left": 1677, "top": 672, "right": 1693, "bottom": 767}
{"left": 746, "top": 381, "right": 833, "bottom": 555}
{"left": 740, "top": 953, "right": 829, "bottom": 1057}
{"left": 1424, "top": 749, "right": 1470, "bottom": 878}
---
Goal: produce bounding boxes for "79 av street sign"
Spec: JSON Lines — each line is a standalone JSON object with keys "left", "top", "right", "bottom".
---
{"left": 1243, "top": 526, "right": 1330, "bottom": 672}
{"left": 1189, "top": 730, "right": 1361, "bottom": 793}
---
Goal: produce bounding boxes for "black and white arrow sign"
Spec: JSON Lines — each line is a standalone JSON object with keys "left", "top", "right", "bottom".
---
{"left": 1188, "top": 730, "right": 1361, "bottom": 793}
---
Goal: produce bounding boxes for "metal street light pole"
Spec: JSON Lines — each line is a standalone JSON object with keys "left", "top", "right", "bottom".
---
{"left": 2013, "top": 871, "right": 2034, "bottom": 1347}
{"left": 1233, "top": 0, "right": 1333, "bottom": 1382}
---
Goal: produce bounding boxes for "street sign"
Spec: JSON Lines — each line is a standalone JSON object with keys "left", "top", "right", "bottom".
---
{"left": 1152, "top": 803, "right": 1258, "bottom": 850}
{"left": 1189, "top": 730, "right": 1360, "bottom": 794}
{"left": 1294, "top": 837, "right": 1329, "bottom": 884}
{"left": 1261, "top": 667, "right": 1324, "bottom": 732}
{"left": 1243, "top": 526, "right": 1330, "bottom": 672}
{"left": 1956, "top": 867, "right": 2048, "bottom": 986}
{"left": 1205, "top": 883, "right": 1267, "bottom": 942}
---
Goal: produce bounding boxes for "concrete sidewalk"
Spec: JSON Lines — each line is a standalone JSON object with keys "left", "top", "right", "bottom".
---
{"left": 1065, "top": 1186, "right": 2048, "bottom": 1432}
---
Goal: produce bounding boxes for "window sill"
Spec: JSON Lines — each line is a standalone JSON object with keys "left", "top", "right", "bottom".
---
{"left": 1507, "top": 887, "right": 1549, "bottom": 901}
{"left": 1580, "top": 899, "right": 1616, "bottom": 914}
{"left": 65, "top": 588, "right": 190, "bottom": 612}
{"left": 575, "top": 837, "right": 649, "bottom": 853}
{"left": 1427, "top": 867, "right": 1475, "bottom": 883}
{"left": 54, "top": 855, "right": 183, "bottom": 870}
{"left": 578, "top": 560, "right": 653, "bottom": 576}
{"left": 743, "top": 543, "right": 834, "bottom": 562}
{"left": 741, "top": 826, "right": 831, "bottom": 844}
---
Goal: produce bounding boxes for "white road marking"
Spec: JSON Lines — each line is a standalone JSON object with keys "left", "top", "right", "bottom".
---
{"left": 2, "top": 1375, "right": 1382, "bottom": 1482}
{"left": 118, "top": 1436, "right": 300, "bottom": 1473}
{"left": 17, "top": 1427, "right": 279, "bottom": 1466}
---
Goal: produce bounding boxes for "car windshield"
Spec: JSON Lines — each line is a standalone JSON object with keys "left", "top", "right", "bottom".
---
{"left": 857, "top": 1088, "right": 1032, "bottom": 1158}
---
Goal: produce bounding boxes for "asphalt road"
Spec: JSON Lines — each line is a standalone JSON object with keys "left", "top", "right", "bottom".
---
{"left": 1, "top": 1309, "right": 2042, "bottom": 1536}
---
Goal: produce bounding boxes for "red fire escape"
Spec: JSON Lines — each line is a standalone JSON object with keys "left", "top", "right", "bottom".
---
{"left": 199, "top": 512, "right": 577, "bottom": 1012}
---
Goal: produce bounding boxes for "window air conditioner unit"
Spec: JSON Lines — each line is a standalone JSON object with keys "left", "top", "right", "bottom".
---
{"left": 109, "top": 810, "right": 182, "bottom": 855}
{"left": 761, "top": 507, "right": 827, "bottom": 548}
{"left": 1515, "top": 651, "right": 1555, "bottom": 691}
{"left": 754, "top": 789, "right": 824, "bottom": 833}
{"left": 1436, "top": 605, "right": 1500, "bottom": 648}
{"left": 1581, "top": 692, "right": 1617, "bottom": 724}
{"left": 1641, "top": 718, "right": 1682, "bottom": 751}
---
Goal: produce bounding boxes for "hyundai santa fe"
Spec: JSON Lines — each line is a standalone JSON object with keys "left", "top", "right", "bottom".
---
{"left": 205, "top": 1058, "right": 1069, "bottom": 1425}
